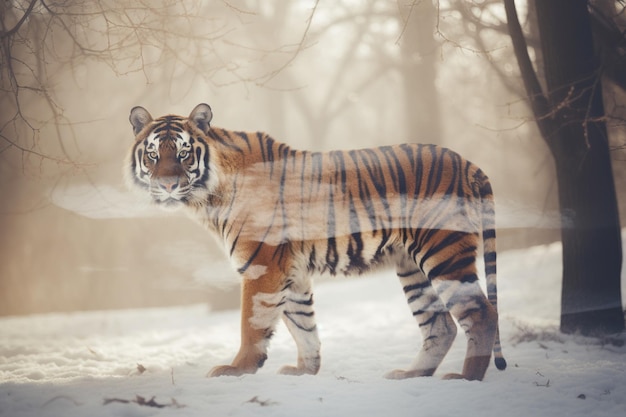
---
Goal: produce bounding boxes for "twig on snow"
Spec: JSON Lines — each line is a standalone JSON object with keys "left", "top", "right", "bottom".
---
{"left": 103, "top": 395, "right": 186, "bottom": 409}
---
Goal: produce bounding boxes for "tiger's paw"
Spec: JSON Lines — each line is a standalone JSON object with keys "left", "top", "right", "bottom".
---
{"left": 443, "top": 354, "right": 490, "bottom": 381}
{"left": 278, "top": 365, "right": 318, "bottom": 376}
{"left": 207, "top": 365, "right": 252, "bottom": 378}
{"left": 278, "top": 356, "right": 320, "bottom": 376}
{"left": 442, "top": 373, "right": 465, "bottom": 380}
{"left": 278, "top": 365, "right": 307, "bottom": 376}
{"left": 384, "top": 368, "right": 435, "bottom": 380}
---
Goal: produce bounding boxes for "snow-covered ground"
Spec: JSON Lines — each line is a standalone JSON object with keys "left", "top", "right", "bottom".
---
{"left": 1, "top": 239, "right": 625, "bottom": 417}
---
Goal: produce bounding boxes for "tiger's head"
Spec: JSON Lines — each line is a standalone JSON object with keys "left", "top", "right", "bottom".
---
{"left": 126, "top": 103, "right": 214, "bottom": 208}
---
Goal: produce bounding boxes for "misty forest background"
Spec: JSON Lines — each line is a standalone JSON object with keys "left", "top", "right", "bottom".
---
{"left": 1, "top": 0, "right": 626, "bottom": 317}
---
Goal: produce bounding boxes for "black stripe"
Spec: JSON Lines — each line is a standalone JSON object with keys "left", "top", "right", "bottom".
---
{"left": 360, "top": 149, "right": 388, "bottom": 200}
{"left": 379, "top": 147, "right": 398, "bottom": 192}
{"left": 407, "top": 292, "right": 427, "bottom": 304}
{"left": 288, "top": 294, "right": 314, "bottom": 306}
{"left": 397, "top": 269, "right": 421, "bottom": 278}
{"left": 463, "top": 159, "right": 473, "bottom": 197}
{"left": 237, "top": 241, "right": 264, "bottom": 275}
{"left": 311, "top": 152, "right": 323, "bottom": 186}
{"left": 483, "top": 229, "right": 496, "bottom": 240}
{"left": 418, "top": 313, "right": 439, "bottom": 327}
{"left": 443, "top": 150, "right": 459, "bottom": 197}
{"left": 456, "top": 306, "right": 483, "bottom": 323}
{"left": 235, "top": 131, "right": 252, "bottom": 151}
{"left": 281, "top": 279, "right": 294, "bottom": 292}
{"left": 277, "top": 147, "right": 290, "bottom": 240}
{"left": 428, "top": 256, "right": 475, "bottom": 280}
{"left": 460, "top": 273, "right": 478, "bottom": 283}
{"left": 283, "top": 311, "right": 317, "bottom": 332}
{"left": 382, "top": 147, "right": 409, "bottom": 229}
{"left": 399, "top": 143, "right": 416, "bottom": 171}
{"left": 402, "top": 281, "right": 430, "bottom": 293}
{"left": 427, "top": 258, "right": 452, "bottom": 279}
{"left": 264, "top": 134, "right": 275, "bottom": 162}
{"left": 345, "top": 194, "right": 366, "bottom": 272}
{"left": 285, "top": 310, "right": 314, "bottom": 317}
{"left": 419, "top": 232, "right": 466, "bottom": 273}
{"left": 325, "top": 237, "right": 339, "bottom": 275}
{"left": 207, "top": 129, "right": 245, "bottom": 152}
{"left": 348, "top": 150, "right": 378, "bottom": 233}
{"left": 384, "top": 147, "right": 407, "bottom": 197}
{"left": 331, "top": 151, "right": 347, "bottom": 196}
{"left": 307, "top": 245, "right": 317, "bottom": 272}
{"left": 272, "top": 243, "right": 289, "bottom": 267}
{"left": 424, "top": 145, "right": 442, "bottom": 196}
{"left": 152, "top": 124, "right": 170, "bottom": 134}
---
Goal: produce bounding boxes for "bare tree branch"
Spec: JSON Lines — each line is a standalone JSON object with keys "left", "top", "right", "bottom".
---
{"left": 0, "top": 0, "right": 38, "bottom": 38}
{"left": 503, "top": 0, "right": 553, "bottom": 145}
{"left": 256, "top": 0, "right": 320, "bottom": 86}
{"left": 1, "top": 1, "right": 317, "bottom": 167}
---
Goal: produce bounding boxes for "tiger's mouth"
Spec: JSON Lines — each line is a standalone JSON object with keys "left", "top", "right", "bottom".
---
{"left": 159, "top": 196, "right": 182, "bottom": 204}
{"left": 151, "top": 195, "right": 186, "bottom": 210}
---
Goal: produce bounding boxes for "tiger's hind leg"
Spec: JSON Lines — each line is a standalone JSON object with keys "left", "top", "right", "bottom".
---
{"left": 385, "top": 255, "right": 457, "bottom": 380}
{"left": 431, "top": 276, "right": 497, "bottom": 381}
{"left": 278, "top": 279, "right": 321, "bottom": 376}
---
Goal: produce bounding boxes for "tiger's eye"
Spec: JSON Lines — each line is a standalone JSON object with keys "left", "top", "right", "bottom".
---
{"left": 147, "top": 151, "right": 158, "bottom": 160}
{"left": 178, "top": 150, "right": 189, "bottom": 159}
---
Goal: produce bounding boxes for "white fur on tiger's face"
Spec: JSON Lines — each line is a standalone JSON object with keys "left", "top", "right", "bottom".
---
{"left": 125, "top": 103, "right": 507, "bottom": 382}
{"left": 126, "top": 105, "right": 215, "bottom": 208}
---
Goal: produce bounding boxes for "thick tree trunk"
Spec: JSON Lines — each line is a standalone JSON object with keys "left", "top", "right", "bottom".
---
{"left": 556, "top": 146, "right": 624, "bottom": 335}
{"left": 505, "top": 0, "right": 624, "bottom": 336}
{"left": 533, "top": 0, "right": 623, "bottom": 335}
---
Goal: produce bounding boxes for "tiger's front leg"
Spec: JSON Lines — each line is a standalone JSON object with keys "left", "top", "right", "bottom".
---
{"left": 208, "top": 265, "right": 286, "bottom": 378}
{"left": 278, "top": 281, "right": 321, "bottom": 376}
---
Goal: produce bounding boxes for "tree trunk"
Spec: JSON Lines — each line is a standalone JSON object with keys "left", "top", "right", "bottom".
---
{"left": 533, "top": 0, "right": 623, "bottom": 335}
{"left": 505, "top": 0, "right": 624, "bottom": 336}
{"left": 398, "top": 0, "right": 441, "bottom": 143}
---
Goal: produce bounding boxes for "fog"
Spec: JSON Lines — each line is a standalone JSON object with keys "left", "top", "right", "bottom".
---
{"left": 1, "top": 0, "right": 625, "bottom": 316}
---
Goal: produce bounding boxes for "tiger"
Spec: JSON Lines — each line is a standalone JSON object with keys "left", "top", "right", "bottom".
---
{"left": 126, "top": 103, "right": 507, "bottom": 381}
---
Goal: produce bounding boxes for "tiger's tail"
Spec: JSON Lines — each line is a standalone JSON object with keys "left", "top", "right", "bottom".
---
{"left": 478, "top": 172, "right": 507, "bottom": 371}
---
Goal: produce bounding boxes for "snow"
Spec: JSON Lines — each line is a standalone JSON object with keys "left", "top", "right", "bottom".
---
{"left": 1, "top": 239, "right": 626, "bottom": 417}
{"left": 49, "top": 185, "right": 164, "bottom": 219}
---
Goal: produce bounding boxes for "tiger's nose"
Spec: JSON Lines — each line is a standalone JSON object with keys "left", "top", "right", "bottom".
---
{"left": 158, "top": 177, "right": 179, "bottom": 193}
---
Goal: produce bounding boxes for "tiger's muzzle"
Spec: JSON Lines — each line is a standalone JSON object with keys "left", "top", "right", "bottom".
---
{"left": 149, "top": 175, "right": 190, "bottom": 206}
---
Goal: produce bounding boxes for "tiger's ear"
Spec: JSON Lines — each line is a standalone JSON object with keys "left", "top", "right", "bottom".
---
{"left": 189, "top": 103, "right": 213, "bottom": 134}
{"left": 129, "top": 106, "right": 153, "bottom": 136}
